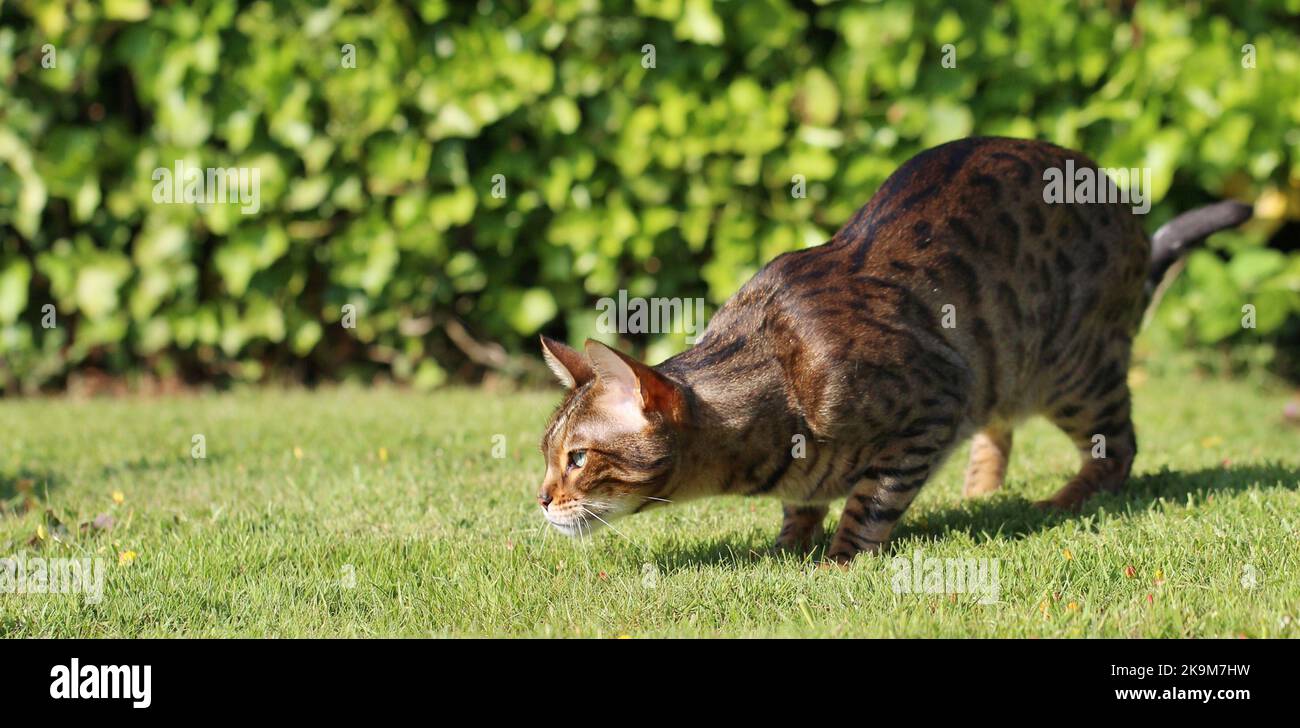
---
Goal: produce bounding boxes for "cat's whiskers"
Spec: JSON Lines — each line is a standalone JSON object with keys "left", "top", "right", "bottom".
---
{"left": 580, "top": 504, "right": 642, "bottom": 551}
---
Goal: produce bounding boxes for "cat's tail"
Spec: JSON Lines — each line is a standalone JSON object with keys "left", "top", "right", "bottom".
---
{"left": 1145, "top": 200, "right": 1253, "bottom": 312}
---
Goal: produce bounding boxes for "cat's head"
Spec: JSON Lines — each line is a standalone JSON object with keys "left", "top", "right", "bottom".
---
{"left": 536, "top": 336, "right": 688, "bottom": 536}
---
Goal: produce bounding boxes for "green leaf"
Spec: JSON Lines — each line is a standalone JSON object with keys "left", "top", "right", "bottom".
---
{"left": 74, "top": 258, "right": 131, "bottom": 319}
{"left": 507, "top": 288, "right": 557, "bottom": 334}
{"left": 0, "top": 258, "right": 31, "bottom": 324}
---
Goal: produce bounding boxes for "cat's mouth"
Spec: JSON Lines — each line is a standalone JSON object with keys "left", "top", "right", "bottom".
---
{"left": 543, "top": 499, "right": 623, "bottom": 537}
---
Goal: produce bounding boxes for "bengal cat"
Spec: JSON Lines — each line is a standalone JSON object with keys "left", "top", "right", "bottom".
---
{"left": 536, "top": 137, "right": 1251, "bottom": 563}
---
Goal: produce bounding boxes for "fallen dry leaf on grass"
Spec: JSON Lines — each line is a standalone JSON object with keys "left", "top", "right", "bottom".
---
{"left": 80, "top": 514, "right": 116, "bottom": 534}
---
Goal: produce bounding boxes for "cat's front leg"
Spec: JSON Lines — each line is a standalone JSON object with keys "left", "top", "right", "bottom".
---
{"left": 826, "top": 423, "right": 959, "bottom": 563}
{"left": 774, "top": 503, "right": 828, "bottom": 554}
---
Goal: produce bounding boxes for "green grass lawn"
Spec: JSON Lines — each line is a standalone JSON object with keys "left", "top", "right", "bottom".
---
{"left": 1, "top": 364, "right": 1297, "bottom": 637}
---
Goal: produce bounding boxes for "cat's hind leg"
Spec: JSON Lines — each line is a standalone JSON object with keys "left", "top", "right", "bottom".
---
{"left": 1038, "top": 380, "right": 1136, "bottom": 511}
{"left": 962, "top": 422, "right": 1013, "bottom": 497}
{"left": 774, "top": 503, "right": 828, "bottom": 554}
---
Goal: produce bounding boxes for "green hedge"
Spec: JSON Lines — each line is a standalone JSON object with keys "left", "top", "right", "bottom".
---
{"left": 2, "top": 0, "right": 1299, "bottom": 392}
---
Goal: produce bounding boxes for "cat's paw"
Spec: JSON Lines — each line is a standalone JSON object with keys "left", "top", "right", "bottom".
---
{"left": 1032, "top": 496, "right": 1082, "bottom": 512}
{"left": 772, "top": 523, "right": 824, "bottom": 556}
{"left": 816, "top": 555, "right": 852, "bottom": 572}
{"left": 962, "top": 481, "right": 1001, "bottom": 498}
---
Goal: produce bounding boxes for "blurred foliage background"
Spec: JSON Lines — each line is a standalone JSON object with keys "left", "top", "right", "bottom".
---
{"left": 1, "top": 0, "right": 1299, "bottom": 394}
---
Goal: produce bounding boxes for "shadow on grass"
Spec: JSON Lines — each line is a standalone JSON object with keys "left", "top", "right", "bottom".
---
{"left": 98, "top": 454, "right": 216, "bottom": 479}
{"left": 0, "top": 468, "right": 62, "bottom": 509}
{"left": 652, "top": 535, "right": 774, "bottom": 572}
{"left": 3, "top": 455, "right": 212, "bottom": 514}
{"left": 654, "top": 463, "right": 1300, "bottom": 567}
{"left": 901, "top": 462, "right": 1300, "bottom": 545}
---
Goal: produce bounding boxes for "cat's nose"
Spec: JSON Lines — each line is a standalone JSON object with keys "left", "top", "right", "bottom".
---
{"left": 538, "top": 488, "right": 553, "bottom": 509}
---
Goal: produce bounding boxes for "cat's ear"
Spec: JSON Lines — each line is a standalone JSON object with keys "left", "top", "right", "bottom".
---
{"left": 584, "top": 339, "right": 688, "bottom": 425}
{"left": 539, "top": 335, "right": 594, "bottom": 389}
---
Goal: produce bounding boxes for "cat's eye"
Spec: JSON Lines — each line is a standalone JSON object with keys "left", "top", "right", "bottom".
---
{"left": 567, "top": 450, "right": 587, "bottom": 470}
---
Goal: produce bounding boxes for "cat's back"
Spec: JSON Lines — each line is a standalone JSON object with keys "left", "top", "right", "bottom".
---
{"left": 839, "top": 137, "right": 1151, "bottom": 380}
{"left": 838, "top": 136, "right": 1149, "bottom": 283}
{"left": 703, "top": 137, "right": 1152, "bottom": 430}
{"left": 731, "top": 137, "right": 1148, "bottom": 307}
